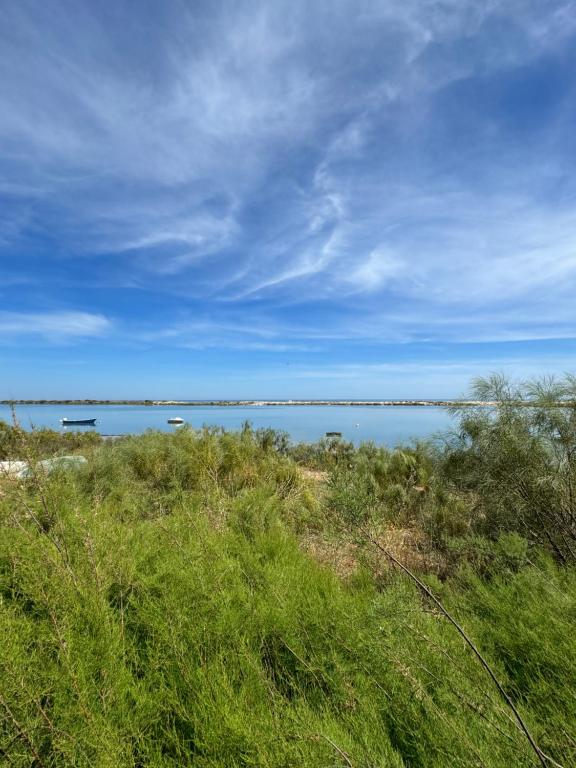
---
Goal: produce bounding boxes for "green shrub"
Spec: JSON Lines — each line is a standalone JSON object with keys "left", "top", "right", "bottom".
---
{"left": 444, "top": 533, "right": 529, "bottom": 577}
{"left": 326, "top": 443, "right": 436, "bottom": 527}
{"left": 4, "top": 470, "right": 572, "bottom": 766}
{"left": 0, "top": 418, "right": 101, "bottom": 460}
{"left": 442, "top": 374, "right": 576, "bottom": 563}
{"left": 1, "top": 408, "right": 575, "bottom": 766}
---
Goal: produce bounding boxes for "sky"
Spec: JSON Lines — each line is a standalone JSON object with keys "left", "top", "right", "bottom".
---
{"left": 1, "top": 0, "right": 576, "bottom": 399}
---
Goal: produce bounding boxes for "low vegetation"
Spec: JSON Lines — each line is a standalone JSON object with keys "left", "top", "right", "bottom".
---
{"left": 1, "top": 376, "right": 575, "bottom": 767}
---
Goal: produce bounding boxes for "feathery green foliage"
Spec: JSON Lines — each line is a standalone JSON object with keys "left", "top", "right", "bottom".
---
{"left": 0, "top": 381, "right": 575, "bottom": 767}
{"left": 443, "top": 374, "right": 576, "bottom": 562}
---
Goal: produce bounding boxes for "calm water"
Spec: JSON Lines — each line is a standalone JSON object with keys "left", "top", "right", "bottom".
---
{"left": 2, "top": 404, "right": 454, "bottom": 446}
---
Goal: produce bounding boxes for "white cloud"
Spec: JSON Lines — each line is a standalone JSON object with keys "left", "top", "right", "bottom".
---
{"left": 1, "top": 1, "right": 568, "bottom": 247}
{"left": 0, "top": 312, "right": 111, "bottom": 340}
{"left": 1, "top": 0, "right": 575, "bottom": 353}
{"left": 347, "top": 247, "right": 404, "bottom": 291}
{"left": 136, "top": 301, "right": 576, "bottom": 350}
{"left": 277, "top": 357, "right": 576, "bottom": 400}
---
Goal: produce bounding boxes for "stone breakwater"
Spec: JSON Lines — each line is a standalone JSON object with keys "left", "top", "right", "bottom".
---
{"left": 2, "top": 399, "right": 498, "bottom": 407}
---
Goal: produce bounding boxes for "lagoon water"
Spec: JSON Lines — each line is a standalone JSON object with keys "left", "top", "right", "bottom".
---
{"left": 1, "top": 403, "right": 455, "bottom": 446}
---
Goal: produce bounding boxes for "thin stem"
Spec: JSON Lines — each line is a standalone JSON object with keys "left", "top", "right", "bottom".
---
{"left": 364, "top": 530, "right": 561, "bottom": 768}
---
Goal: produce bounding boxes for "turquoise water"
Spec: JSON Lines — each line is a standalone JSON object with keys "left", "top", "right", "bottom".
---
{"left": 1, "top": 404, "right": 454, "bottom": 446}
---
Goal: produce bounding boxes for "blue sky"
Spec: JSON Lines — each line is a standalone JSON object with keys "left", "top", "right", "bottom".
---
{"left": 1, "top": 0, "right": 575, "bottom": 398}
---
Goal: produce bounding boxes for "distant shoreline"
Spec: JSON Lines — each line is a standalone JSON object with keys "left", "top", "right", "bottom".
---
{"left": 1, "top": 399, "right": 496, "bottom": 407}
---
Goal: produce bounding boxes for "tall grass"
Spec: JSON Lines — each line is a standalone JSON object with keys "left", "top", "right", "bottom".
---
{"left": 0, "top": 386, "right": 575, "bottom": 767}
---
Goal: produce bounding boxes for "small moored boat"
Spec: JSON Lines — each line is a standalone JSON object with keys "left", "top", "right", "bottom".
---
{"left": 60, "top": 418, "right": 97, "bottom": 426}
{"left": 167, "top": 417, "right": 185, "bottom": 425}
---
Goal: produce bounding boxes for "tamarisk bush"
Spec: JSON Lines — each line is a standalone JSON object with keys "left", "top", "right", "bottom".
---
{"left": 0, "top": 405, "right": 574, "bottom": 765}
{"left": 442, "top": 374, "right": 576, "bottom": 563}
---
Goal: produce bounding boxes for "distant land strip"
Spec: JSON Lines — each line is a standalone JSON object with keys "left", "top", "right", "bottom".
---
{"left": 2, "top": 399, "right": 498, "bottom": 407}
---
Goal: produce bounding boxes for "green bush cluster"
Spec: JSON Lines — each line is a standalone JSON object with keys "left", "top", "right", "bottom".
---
{"left": 441, "top": 374, "right": 576, "bottom": 563}
{"left": 1, "top": 377, "right": 575, "bottom": 766}
{"left": 325, "top": 443, "right": 432, "bottom": 525}
{"left": 0, "top": 419, "right": 101, "bottom": 461}
{"left": 2, "top": 442, "right": 574, "bottom": 766}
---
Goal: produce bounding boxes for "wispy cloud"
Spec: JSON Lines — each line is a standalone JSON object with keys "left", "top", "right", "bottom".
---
{"left": 346, "top": 248, "right": 405, "bottom": 293}
{"left": 255, "top": 355, "right": 576, "bottom": 400}
{"left": 0, "top": 312, "right": 111, "bottom": 341}
{"left": 133, "top": 299, "right": 576, "bottom": 350}
{"left": 0, "top": 0, "right": 575, "bottom": 384}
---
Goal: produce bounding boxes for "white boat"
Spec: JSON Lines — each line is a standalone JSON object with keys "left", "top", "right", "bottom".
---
{"left": 167, "top": 417, "right": 185, "bottom": 425}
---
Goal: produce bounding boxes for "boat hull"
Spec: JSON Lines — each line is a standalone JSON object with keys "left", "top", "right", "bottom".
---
{"left": 60, "top": 418, "right": 97, "bottom": 426}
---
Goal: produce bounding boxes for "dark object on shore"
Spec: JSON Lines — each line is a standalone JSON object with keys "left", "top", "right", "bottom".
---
{"left": 325, "top": 431, "right": 342, "bottom": 438}
{"left": 60, "top": 418, "right": 97, "bottom": 426}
